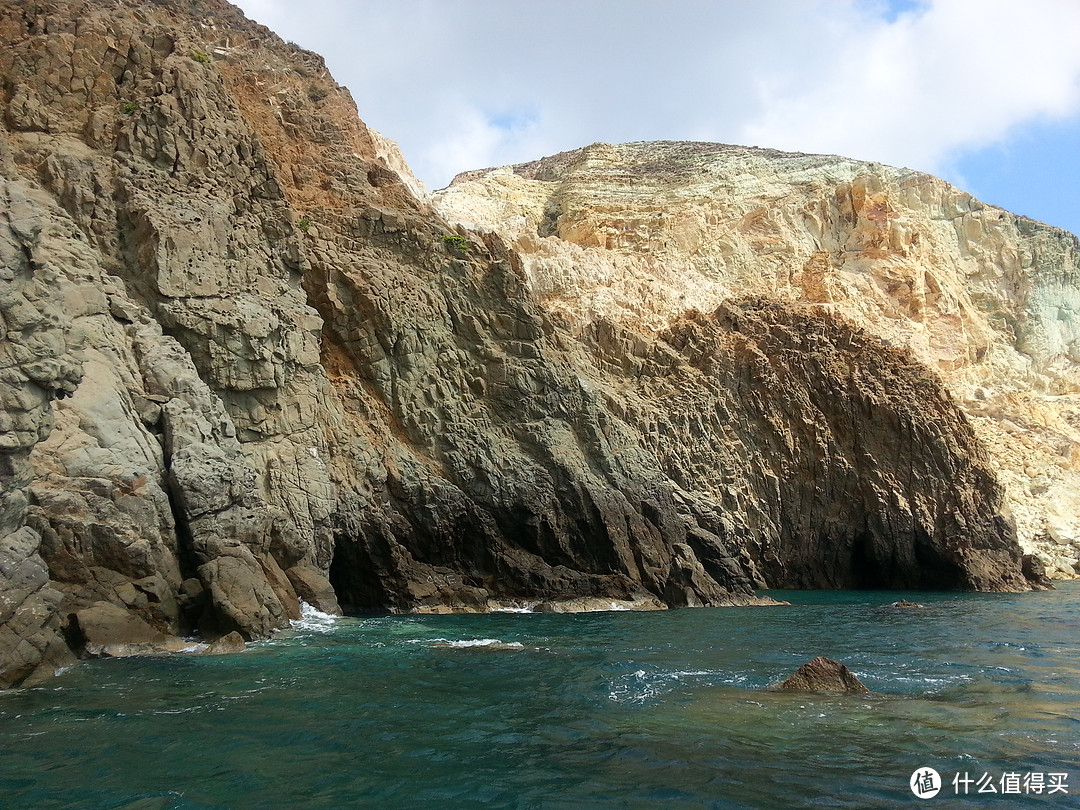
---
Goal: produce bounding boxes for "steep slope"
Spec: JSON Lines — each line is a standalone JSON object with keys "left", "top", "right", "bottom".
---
{"left": 435, "top": 141, "right": 1080, "bottom": 578}
{"left": 0, "top": 1, "right": 1033, "bottom": 688}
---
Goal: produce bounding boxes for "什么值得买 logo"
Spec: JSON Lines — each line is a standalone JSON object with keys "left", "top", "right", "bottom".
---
{"left": 910, "top": 767, "right": 941, "bottom": 799}
{"left": 910, "top": 768, "right": 1069, "bottom": 798}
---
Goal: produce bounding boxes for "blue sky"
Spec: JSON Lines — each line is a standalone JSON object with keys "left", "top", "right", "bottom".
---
{"left": 859, "top": 0, "right": 1080, "bottom": 235}
{"left": 949, "top": 114, "right": 1080, "bottom": 233}
{"left": 235, "top": 0, "right": 1080, "bottom": 237}
{"left": 877, "top": 0, "right": 927, "bottom": 22}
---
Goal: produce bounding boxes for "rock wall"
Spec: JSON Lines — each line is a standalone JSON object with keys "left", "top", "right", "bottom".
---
{"left": 435, "top": 141, "right": 1080, "bottom": 578}
{"left": 0, "top": 1, "right": 1035, "bottom": 688}
{"left": 0, "top": 0, "right": 346, "bottom": 685}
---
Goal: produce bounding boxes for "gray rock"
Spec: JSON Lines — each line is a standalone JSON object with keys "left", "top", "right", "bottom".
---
{"left": 286, "top": 564, "right": 342, "bottom": 615}
{"left": 67, "top": 601, "right": 176, "bottom": 657}
{"left": 0, "top": 526, "right": 76, "bottom": 687}
{"left": 197, "top": 553, "right": 289, "bottom": 641}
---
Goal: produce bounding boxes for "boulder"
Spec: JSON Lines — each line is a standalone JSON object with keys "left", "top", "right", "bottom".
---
{"left": 201, "top": 631, "right": 247, "bottom": 655}
{"left": 197, "top": 555, "right": 290, "bottom": 640}
{"left": 285, "top": 564, "right": 342, "bottom": 616}
{"left": 777, "top": 656, "right": 870, "bottom": 693}
{"left": 67, "top": 601, "right": 186, "bottom": 657}
{"left": 530, "top": 596, "right": 665, "bottom": 613}
{"left": 1021, "top": 554, "right": 1054, "bottom": 590}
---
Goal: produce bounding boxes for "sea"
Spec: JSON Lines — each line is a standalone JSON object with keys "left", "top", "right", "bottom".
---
{"left": 1, "top": 584, "right": 1077, "bottom": 809}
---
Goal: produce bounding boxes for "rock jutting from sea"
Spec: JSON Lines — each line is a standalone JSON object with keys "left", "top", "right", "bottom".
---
{"left": 0, "top": 0, "right": 1056, "bottom": 688}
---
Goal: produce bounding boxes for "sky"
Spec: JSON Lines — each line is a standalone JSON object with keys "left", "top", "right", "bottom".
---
{"left": 233, "top": 0, "right": 1080, "bottom": 237}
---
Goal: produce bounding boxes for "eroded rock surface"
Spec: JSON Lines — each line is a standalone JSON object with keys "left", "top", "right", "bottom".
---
{"left": 436, "top": 141, "right": 1080, "bottom": 579}
{"left": 0, "top": 1, "right": 1037, "bottom": 687}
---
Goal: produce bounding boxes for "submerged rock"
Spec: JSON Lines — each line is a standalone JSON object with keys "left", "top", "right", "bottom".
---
{"left": 889, "top": 599, "right": 928, "bottom": 609}
{"left": 777, "top": 657, "right": 870, "bottom": 693}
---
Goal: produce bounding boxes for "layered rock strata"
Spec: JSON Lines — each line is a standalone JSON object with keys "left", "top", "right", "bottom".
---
{"left": 0, "top": 0, "right": 1035, "bottom": 687}
{"left": 435, "top": 141, "right": 1080, "bottom": 579}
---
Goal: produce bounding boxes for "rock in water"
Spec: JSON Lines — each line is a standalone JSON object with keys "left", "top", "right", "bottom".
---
{"left": 1022, "top": 554, "right": 1055, "bottom": 590}
{"left": 0, "top": 0, "right": 1045, "bottom": 687}
{"left": 67, "top": 601, "right": 186, "bottom": 658}
{"left": 201, "top": 631, "right": 247, "bottom": 656}
{"left": 778, "top": 657, "right": 870, "bottom": 693}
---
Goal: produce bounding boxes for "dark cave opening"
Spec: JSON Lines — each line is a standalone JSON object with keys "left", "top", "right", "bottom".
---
{"left": 328, "top": 532, "right": 390, "bottom": 614}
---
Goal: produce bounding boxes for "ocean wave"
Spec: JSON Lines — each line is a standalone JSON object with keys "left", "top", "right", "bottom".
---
{"left": 436, "top": 638, "right": 527, "bottom": 650}
{"left": 408, "top": 637, "right": 530, "bottom": 650}
{"left": 290, "top": 601, "right": 340, "bottom": 633}
{"left": 608, "top": 668, "right": 747, "bottom": 704}
{"left": 445, "top": 638, "right": 522, "bottom": 648}
{"left": 870, "top": 669, "right": 975, "bottom": 695}
{"left": 887, "top": 674, "right": 973, "bottom": 686}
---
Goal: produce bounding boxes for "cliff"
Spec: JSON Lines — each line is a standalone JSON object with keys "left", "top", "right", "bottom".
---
{"left": 0, "top": 0, "right": 1036, "bottom": 688}
{"left": 435, "top": 141, "right": 1080, "bottom": 580}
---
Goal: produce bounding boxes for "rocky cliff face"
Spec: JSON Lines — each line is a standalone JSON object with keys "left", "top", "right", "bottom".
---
{"left": 0, "top": 1, "right": 1035, "bottom": 688}
{"left": 435, "top": 141, "right": 1080, "bottom": 580}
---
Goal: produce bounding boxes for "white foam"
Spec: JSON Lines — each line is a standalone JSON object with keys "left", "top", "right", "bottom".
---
{"left": 609, "top": 669, "right": 661, "bottom": 704}
{"left": 290, "top": 601, "right": 340, "bottom": 633}
{"left": 442, "top": 638, "right": 525, "bottom": 649}
{"left": 607, "top": 667, "right": 745, "bottom": 704}
{"left": 410, "top": 637, "right": 527, "bottom": 649}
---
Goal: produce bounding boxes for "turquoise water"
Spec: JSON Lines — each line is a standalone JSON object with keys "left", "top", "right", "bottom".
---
{"left": 2, "top": 585, "right": 1078, "bottom": 809}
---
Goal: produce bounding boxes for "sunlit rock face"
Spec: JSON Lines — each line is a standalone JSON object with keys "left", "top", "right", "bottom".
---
{"left": 0, "top": 2, "right": 1039, "bottom": 687}
{"left": 435, "top": 141, "right": 1080, "bottom": 578}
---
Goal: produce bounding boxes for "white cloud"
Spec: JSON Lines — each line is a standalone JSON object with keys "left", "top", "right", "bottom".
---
{"left": 741, "top": 0, "right": 1080, "bottom": 173}
{"left": 233, "top": 0, "right": 1080, "bottom": 190}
